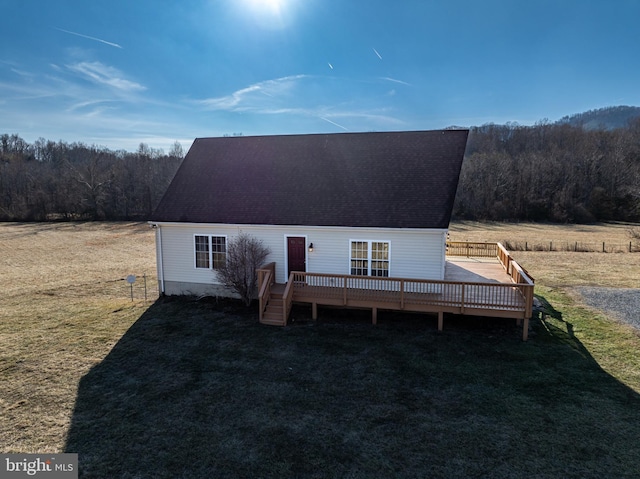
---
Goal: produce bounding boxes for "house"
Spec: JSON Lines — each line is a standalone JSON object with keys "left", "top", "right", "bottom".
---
{"left": 149, "top": 130, "right": 469, "bottom": 299}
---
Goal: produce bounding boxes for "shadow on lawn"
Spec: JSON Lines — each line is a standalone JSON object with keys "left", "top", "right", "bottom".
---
{"left": 65, "top": 296, "right": 640, "bottom": 479}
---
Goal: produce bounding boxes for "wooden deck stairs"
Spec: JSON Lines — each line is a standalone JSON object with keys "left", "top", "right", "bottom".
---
{"left": 261, "top": 294, "right": 286, "bottom": 326}
{"left": 259, "top": 283, "right": 287, "bottom": 326}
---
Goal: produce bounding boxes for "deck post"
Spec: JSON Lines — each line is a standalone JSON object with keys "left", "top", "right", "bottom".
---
{"left": 312, "top": 302, "right": 317, "bottom": 320}
{"left": 522, "top": 316, "right": 529, "bottom": 341}
{"left": 438, "top": 311, "right": 443, "bottom": 331}
{"left": 343, "top": 280, "right": 347, "bottom": 305}
{"left": 372, "top": 307, "right": 377, "bottom": 325}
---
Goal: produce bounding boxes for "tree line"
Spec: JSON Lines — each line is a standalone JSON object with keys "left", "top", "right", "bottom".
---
{"left": 1, "top": 119, "right": 639, "bottom": 223}
{"left": 0, "top": 135, "right": 183, "bottom": 221}
{"left": 454, "top": 119, "right": 640, "bottom": 222}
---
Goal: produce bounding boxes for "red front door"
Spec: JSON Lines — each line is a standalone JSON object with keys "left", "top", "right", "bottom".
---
{"left": 287, "top": 237, "right": 306, "bottom": 276}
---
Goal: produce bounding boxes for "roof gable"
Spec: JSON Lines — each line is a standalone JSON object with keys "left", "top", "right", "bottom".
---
{"left": 150, "top": 130, "right": 468, "bottom": 229}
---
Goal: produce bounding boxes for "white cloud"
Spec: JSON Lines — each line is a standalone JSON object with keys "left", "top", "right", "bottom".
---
{"left": 199, "top": 75, "right": 306, "bottom": 111}
{"left": 200, "top": 84, "right": 262, "bottom": 110}
{"left": 10, "top": 68, "right": 35, "bottom": 79}
{"left": 320, "top": 109, "right": 405, "bottom": 126}
{"left": 67, "top": 61, "right": 146, "bottom": 92}
{"left": 67, "top": 99, "right": 118, "bottom": 112}
{"left": 0, "top": 79, "right": 58, "bottom": 101}
{"left": 195, "top": 74, "right": 408, "bottom": 133}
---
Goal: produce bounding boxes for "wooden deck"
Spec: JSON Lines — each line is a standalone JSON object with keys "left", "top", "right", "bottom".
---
{"left": 258, "top": 242, "right": 535, "bottom": 340}
{"left": 445, "top": 257, "right": 516, "bottom": 283}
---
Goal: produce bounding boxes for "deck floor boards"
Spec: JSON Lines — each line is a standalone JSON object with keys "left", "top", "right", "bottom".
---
{"left": 444, "top": 257, "right": 512, "bottom": 283}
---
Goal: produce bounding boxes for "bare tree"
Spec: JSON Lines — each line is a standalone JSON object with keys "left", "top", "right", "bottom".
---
{"left": 168, "top": 141, "right": 184, "bottom": 159}
{"left": 216, "top": 233, "right": 271, "bottom": 306}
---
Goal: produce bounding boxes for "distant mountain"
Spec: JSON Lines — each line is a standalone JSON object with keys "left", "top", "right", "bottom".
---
{"left": 557, "top": 105, "right": 640, "bottom": 130}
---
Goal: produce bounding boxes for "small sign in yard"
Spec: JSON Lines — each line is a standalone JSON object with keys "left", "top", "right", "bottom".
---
{"left": 126, "top": 275, "right": 136, "bottom": 301}
{"left": 125, "top": 274, "right": 147, "bottom": 302}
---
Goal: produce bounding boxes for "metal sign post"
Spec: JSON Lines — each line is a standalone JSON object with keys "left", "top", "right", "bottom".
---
{"left": 126, "top": 275, "right": 136, "bottom": 301}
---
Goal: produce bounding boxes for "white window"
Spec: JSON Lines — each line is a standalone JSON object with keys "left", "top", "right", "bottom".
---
{"left": 350, "top": 240, "right": 390, "bottom": 277}
{"left": 194, "top": 235, "right": 227, "bottom": 269}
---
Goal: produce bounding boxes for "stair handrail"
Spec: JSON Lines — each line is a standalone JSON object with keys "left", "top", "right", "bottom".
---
{"left": 281, "top": 272, "right": 295, "bottom": 325}
{"left": 258, "top": 269, "right": 273, "bottom": 322}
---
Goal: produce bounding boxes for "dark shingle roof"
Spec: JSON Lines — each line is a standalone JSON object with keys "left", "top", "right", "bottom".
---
{"left": 150, "top": 130, "right": 468, "bottom": 229}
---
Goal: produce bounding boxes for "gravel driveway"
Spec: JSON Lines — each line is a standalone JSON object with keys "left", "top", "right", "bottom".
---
{"left": 574, "top": 287, "right": 640, "bottom": 330}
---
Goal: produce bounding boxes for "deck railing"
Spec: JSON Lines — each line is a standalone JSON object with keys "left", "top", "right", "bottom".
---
{"left": 497, "top": 242, "right": 512, "bottom": 273}
{"left": 257, "top": 270, "right": 272, "bottom": 322}
{"left": 282, "top": 273, "right": 295, "bottom": 325}
{"left": 447, "top": 241, "right": 498, "bottom": 258}
{"left": 257, "top": 262, "right": 276, "bottom": 322}
{"left": 289, "top": 271, "right": 532, "bottom": 316}
{"left": 510, "top": 262, "right": 534, "bottom": 318}
{"left": 258, "top": 262, "right": 276, "bottom": 288}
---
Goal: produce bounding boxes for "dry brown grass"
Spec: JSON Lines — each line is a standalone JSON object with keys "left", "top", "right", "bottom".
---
{"left": 450, "top": 220, "right": 637, "bottom": 244}
{"left": 0, "top": 222, "right": 157, "bottom": 298}
{"left": 450, "top": 221, "right": 640, "bottom": 288}
{"left": 0, "top": 222, "right": 158, "bottom": 453}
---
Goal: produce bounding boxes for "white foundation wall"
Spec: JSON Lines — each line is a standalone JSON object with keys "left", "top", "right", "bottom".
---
{"left": 154, "top": 222, "right": 447, "bottom": 296}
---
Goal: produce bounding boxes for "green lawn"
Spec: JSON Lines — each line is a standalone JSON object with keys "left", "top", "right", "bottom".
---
{"left": 64, "top": 297, "right": 640, "bottom": 478}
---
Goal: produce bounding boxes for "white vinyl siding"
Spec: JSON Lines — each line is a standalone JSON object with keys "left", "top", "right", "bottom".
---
{"left": 155, "top": 223, "right": 447, "bottom": 296}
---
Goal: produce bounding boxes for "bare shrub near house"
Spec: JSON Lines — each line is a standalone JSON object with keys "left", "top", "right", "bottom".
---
{"left": 217, "top": 233, "right": 271, "bottom": 306}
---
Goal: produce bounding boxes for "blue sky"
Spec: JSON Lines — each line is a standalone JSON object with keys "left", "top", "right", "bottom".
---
{"left": 1, "top": 0, "right": 639, "bottom": 152}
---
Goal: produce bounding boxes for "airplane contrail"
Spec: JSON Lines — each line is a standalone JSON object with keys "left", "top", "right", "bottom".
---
{"left": 320, "top": 117, "right": 349, "bottom": 131}
{"left": 55, "top": 28, "right": 122, "bottom": 49}
{"left": 381, "top": 76, "right": 411, "bottom": 86}
{"left": 373, "top": 48, "right": 382, "bottom": 60}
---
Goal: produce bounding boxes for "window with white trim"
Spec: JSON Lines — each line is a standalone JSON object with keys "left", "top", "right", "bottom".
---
{"left": 194, "top": 235, "right": 227, "bottom": 269}
{"left": 350, "top": 240, "right": 390, "bottom": 277}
